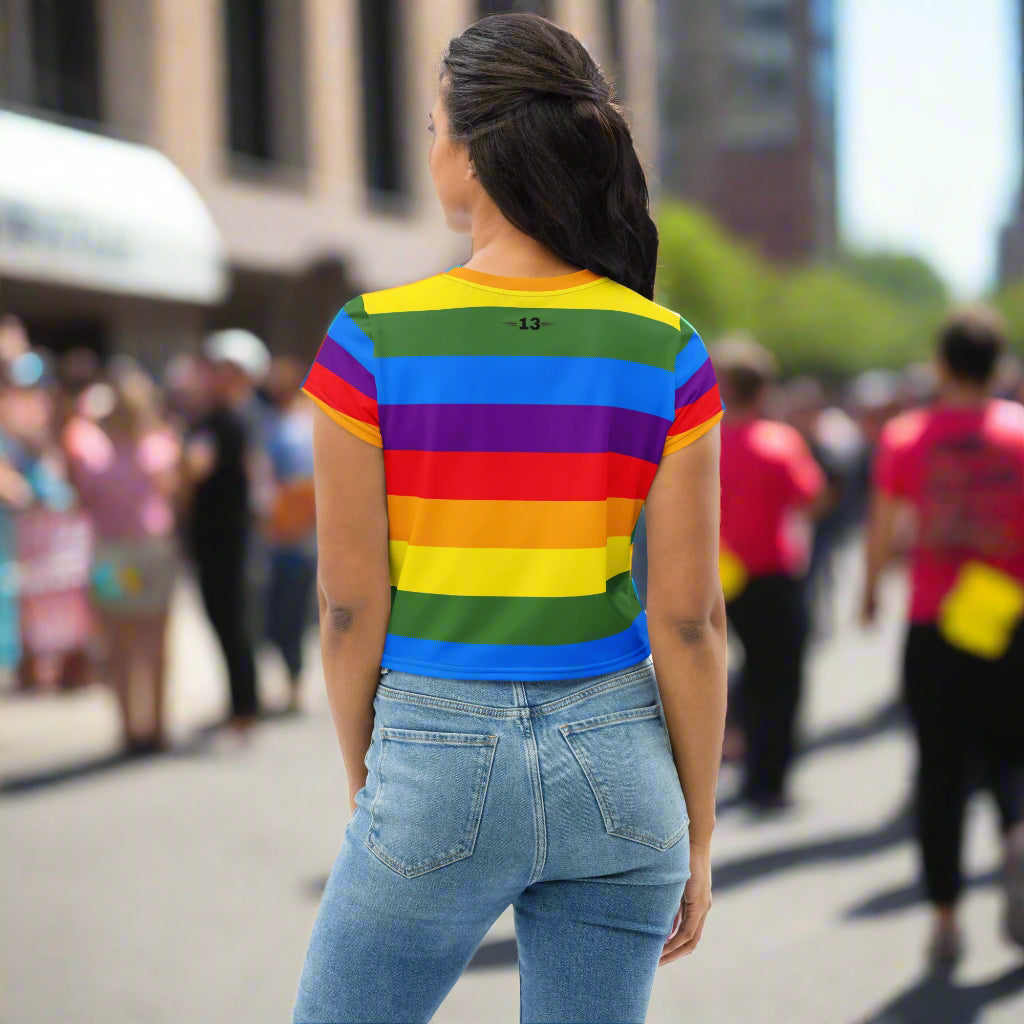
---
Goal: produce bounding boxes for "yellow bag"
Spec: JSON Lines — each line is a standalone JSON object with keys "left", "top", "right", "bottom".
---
{"left": 719, "top": 547, "right": 749, "bottom": 602}
{"left": 938, "top": 561, "right": 1024, "bottom": 660}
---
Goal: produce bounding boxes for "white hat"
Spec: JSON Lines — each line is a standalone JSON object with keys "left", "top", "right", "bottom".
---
{"left": 203, "top": 329, "right": 271, "bottom": 384}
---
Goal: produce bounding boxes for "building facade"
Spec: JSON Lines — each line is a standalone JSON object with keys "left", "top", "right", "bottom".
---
{"left": 998, "top": 0, "right": 1024, "bottom": 286}
{"left": 657, "top": 0, "right": 837, "bottom": 263}
{"left": 0, "top": 0, "right": 659, "bottom": 365}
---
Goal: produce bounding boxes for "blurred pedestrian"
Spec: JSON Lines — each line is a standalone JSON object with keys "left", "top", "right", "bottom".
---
{"left": 184, "top": 330, "right": 270, "bottom": 736}
{"left": 263, "top": 358, "right": 317, "bottom": 711}
{"left": 714, "top": 335, "right": 825, "bottom": 810}
{"left": 0, "top": 345, "right": 84, "bottom": 691}
{"left": 862, "top": 306, "right": 1024, "bottom": 965}
{"left": 293, "top": 14, "right": 726, "bottom": 1022}
{"left": 65, "top": 362, "right": 181, "bottom": 754}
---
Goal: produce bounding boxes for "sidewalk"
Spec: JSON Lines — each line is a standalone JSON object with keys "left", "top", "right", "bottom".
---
{"left": 2, "top": 554, "right": 1023, "bottom": 1023}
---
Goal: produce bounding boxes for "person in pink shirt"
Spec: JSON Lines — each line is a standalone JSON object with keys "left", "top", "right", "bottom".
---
{"left": 863, "top": 307, "right": 1024, "bottom": 965}
{"left": 65, "top": 362, "right": 181, "bottom": 755}
{"left": 714, "top": 336, "right": 825, "bottom": 810}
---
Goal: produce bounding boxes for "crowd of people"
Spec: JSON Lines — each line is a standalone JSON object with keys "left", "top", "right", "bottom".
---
{"left": 673, "top": 306, "right": 1024, "bottom": 968}
{"left": 4, "top": 295, "right": 1024, "bottom": 971}
{"left": 0, "top": 314, "right": 318, "bottom": 753}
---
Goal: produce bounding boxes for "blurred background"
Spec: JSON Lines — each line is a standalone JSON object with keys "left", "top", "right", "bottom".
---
{"left": 1, "top": 1, "right": 1023, "bottom": 1022}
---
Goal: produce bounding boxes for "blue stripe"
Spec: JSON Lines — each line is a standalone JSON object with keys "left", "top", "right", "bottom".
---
{"left": 673, "top": 332, "right": 708, "bottom": 385}
{"left": 327, "top": 310, "right": 375, "bottom": 374}
{"left": 381, "top": 616, "right": 651, "bottom": 681}
{"left": 375, "top": 356, "right": 674, "bottom": 418}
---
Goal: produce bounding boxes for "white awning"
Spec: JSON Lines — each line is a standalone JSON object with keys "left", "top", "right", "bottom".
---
{"left": 0, "top": 110, "right": 227, "bottom": 304}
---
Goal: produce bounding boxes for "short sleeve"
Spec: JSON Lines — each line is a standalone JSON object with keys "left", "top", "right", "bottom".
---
{"left": 301, "top": 295, "right": 382, "bottom": 448}
{"left": 663, "top": 328, "right": 724, "bottom": 456}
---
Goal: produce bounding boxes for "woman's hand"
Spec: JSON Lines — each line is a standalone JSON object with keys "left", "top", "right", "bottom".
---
{"left": 659, "top": 844, "right": 712, "bottom": 966}
{"left": 347, "top": 769, "right": 368, "bottom": 816}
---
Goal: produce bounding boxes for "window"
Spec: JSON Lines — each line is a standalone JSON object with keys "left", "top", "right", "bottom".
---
{"left": 477, "top": 1, "right": 552, "bottom": 17}
{"left": 2, "top": 0, "right": 103, "bottom": 120}
{"left": 359, "top": 0, "right": 404, "bottom": 200}
{"left": 225, "top": 0, "right": 270, "bottom": 160}
{"left": 224, "top": 0, "right": 306, "bottom": 171}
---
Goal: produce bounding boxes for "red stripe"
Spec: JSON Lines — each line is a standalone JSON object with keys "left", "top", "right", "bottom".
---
{"left": 305, "top": 362, "right": 378, "bottom": 427}
{"left": 667, "top": 385, "right": 722, "bottom": 437}
{"left": 383, "top": 450, "right": 657, "bottom": 500}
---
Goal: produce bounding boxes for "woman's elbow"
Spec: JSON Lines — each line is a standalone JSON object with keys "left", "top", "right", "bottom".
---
{"left": 647, "top": 587, "right": 727, "bottom": 646}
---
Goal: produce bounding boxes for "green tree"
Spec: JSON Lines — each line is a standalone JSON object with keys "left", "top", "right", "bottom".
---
{"left": 836, "top": 250, "right": 949, "bottom": 307}
{"left": 655, "top": 201, "right": 944, "bottom": 375}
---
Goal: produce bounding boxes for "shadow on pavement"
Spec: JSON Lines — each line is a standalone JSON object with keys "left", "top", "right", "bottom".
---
{"left": 466, "top": 937, "right": 518, "bottom": 970}
{"left": 859, "top": 963, "right": 1024, "bottom": 1023}
{"left": 0, "top": 707, "right": 301, "bottom": 796}
{"left": 845, "top": 870, "right": 999, "bottom": 920}
{"left": 800, "top": 698, "right": 905, "bottom": 758}
{"left": 713, "top": 801, "right": 913, "bottom": 894}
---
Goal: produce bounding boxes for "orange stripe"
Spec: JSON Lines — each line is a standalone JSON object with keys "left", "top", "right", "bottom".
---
{"left": 663, "top": 410, "right": 722, "bottom": 455}
{"left": 306, "top": 392, "right": 383, "bottom": 447}
{"left": 445, "top": 267, "right": 601, "bottom": 291}
{"left": 387, "top": 496, "right": 644, "bottom": 548}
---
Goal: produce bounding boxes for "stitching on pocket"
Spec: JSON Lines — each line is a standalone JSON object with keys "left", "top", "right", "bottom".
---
{"left": 366, "top": 731, "right": 499, "bottom": 878}
{"left": 561, "top": 704, "right": 661, "bottom": 735}
{"left": 560, "top": 707, "right": 688, "bottom": 852}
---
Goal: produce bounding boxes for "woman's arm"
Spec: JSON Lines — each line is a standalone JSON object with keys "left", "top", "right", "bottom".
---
{"left": 311, "top": 405, "right": 392, "bottom": 811}
{"left": 644, "top": 425, "right": 728, "bottom": 962}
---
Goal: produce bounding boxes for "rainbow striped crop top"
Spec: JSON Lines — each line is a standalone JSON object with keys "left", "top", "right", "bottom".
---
{"left": 302, "top": 266, "right": 722, "bottom": 681}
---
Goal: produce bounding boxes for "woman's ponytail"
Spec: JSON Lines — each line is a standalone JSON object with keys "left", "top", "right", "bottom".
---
{"left": 441, "top": 13, "right": 659, "bottom": 299}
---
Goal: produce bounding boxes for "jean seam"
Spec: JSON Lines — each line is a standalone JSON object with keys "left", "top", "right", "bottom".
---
{"left": 561, "top": 730, "right": 617, "bottom": 834}
{"left": 560, "top": 705, "right": 661, "bottom": 734}
{"left": 374, "top": 665, "right": 652, "bottom": 720}
{"left": 516, "top": 682, "right": 548, "bottom": 885}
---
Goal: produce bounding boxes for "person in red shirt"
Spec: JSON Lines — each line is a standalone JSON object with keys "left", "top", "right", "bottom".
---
{"left": 715, "top": 336, "right": 825, "bottom": 810}
{"left": 864, "top": 306, "right": 1024, "bottom": 965}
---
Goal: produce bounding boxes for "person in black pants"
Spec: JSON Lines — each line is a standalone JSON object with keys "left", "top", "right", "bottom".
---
{"left": 714, "top": 336, "right": 825, "bottom": 810}
{"left": 185, "top": 329, "right": 271, "bottom": 736}
{"left": 864, "top": 306, "right": 1024, "bottom": 964}
{"left": 726, "top": 574, "right": 808, "bottom": 806}
{"left": 903, "top": 624, "right": 1024, "bottom": 917}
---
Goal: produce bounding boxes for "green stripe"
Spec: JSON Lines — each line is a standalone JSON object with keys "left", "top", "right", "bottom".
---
{"left": 371, "top": 307, "right": 680, "bottom": 369}
{"left": 387, "top": 572, "right": 642, "bottom": 646}
{"left": 342, "top": 294, "right": 373, "bottom": 342}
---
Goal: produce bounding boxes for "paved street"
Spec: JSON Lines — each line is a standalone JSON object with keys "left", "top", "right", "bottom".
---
{"left": 3, "top": 554, "right": 1024, "bottom": 1024}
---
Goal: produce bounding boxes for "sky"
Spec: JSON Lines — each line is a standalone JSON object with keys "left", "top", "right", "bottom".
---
{"left": 837, "top": 0, "right": 1022, "bottom": 297}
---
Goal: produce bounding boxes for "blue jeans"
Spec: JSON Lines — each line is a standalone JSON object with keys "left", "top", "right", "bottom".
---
{"left": 293, "top": 658, "right": 690, "bottom": 1023}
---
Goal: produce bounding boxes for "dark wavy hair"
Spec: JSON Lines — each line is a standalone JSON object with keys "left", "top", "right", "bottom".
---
{"left": 441, "top": 13, "right": 659, "bottom": 299}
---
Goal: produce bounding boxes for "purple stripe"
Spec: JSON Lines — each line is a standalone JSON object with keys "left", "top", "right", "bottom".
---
{"left": 378, "top": 403, "right": 670, "bottom": 462}
{"left": 674, "top": 358, "right": 717, "bottom": 410}
{"left": 316, "top": 337, "right": 376, "bottom": 400}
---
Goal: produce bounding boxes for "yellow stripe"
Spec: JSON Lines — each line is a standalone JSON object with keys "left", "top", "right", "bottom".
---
{"left": 386, "top": 496, "right": 644, "bottom": 549}
{"left": 388, "top": 537, "right": 633, "bottom": 597}
{"left": 306, "top": 393, "right": 383, "bottom": 448}
{"left": 662, "top": 411, "right": 723, "bottom": 456}
{"left": 361, "top": 275, "right": 681, "bottom": 329}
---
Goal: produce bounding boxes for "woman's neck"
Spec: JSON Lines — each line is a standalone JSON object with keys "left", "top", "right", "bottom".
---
{"left": 463, "top": 208, "right": 580, "bottom": 279}
{"left": 939, "top": 383, "right": 990, "bottom": 408}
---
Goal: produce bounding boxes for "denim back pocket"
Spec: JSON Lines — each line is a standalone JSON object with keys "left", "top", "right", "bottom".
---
{"left": 366, "top": 728, "right": 498, "bottom": 878}
{"left": 561, "top": 705, "right": 688, "bottom": 851}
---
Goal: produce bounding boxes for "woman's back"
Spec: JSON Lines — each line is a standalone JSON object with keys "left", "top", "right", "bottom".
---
{"left": 303, "top": 265, "right": 721, "bottom": 680}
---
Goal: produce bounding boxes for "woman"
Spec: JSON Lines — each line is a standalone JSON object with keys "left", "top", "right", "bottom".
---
{"left": 294, "top": 14, "right": 727, "bottom": 1023}
{"left": 66, "top": 362, "right": 180, "bottom": 754}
